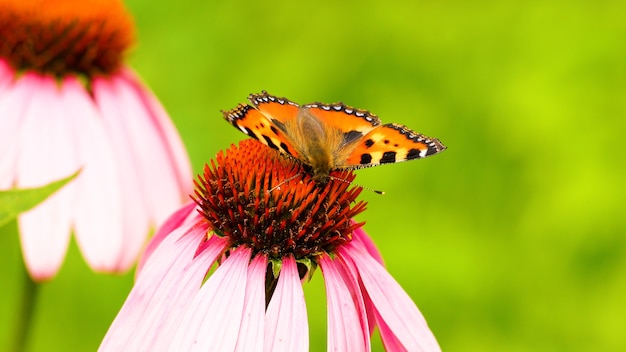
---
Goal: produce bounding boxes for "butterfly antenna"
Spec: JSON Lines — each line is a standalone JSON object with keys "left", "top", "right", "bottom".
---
{"left": 267, "top": 173, "right": 303, "bottom": 193}
{"left": 328, "top": 175, "right": 385, "bottom": 195}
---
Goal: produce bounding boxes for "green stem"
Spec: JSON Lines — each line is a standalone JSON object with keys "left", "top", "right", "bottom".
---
{"left": 12, "top": 265, "right": 40, "bottom": 352}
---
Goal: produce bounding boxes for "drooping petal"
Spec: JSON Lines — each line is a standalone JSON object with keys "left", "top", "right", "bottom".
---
{"left": 265, "top": 256, "right": 309, "bottom": 352}
{"left": 334, "top": 243, "right": 378, "bottom": 336}
{"left": 59, "top": 76, "right": 126, "bottom": 272}
{"left": 234, "top": 254, "right": 267, "bottom": 352}
{"left": 93, "top": 74, "right": 189, "bottom": 229}
{"left": 374, "top": 309, "right": 408, "bottom": 352}
{"left": 352, "top": 226, "right": 385, "bottom": 266}
{"left": 118, "top": 68, "right": 192, "bottom": 198}
{"left": 100, "top": 225, "right": 227, "bottom": 351}
{"left": 0, "top": 70, "right": 34, "bottom": 188}
{"left": 319, "top": 253, "right": 370, "bottom": 352}
{"left": 169, "top": 246, "right": 252, "bottom": 351}
{"left": 338, "top": 244, "right": 440, "bottom": 352}
{"left": 16, "top": 73, "right": 80, "bottom": 280}
{"left": 91, "top": 76, "right": 151, "bottom": 262}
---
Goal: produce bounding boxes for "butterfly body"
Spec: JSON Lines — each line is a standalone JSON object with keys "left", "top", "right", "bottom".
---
{"left": 222, "top": 91, "right": 446, "bottom": 183}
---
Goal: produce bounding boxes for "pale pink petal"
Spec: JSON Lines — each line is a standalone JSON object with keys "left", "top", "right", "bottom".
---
{"left": 169, "top": 247, "right": 252, "bottom": 351}
{"left": 138, "top": 202, "right": 198, "bottom": 272}
{"left": 319, "top": 254, "right": 370, "bottom": 352}
{"left": 118, "top": 68, "right": 192, "bottom": 197}
{"left": 93, "top": 73, "right": 189, "bottom": 229}
{"left": 265, "top": 256, "right": 309, "bottom": 352}
{"left": 100, "top": 226, "right": 227, "bottom": 351}
{"left": 59, "top": 76, "right": 126, "bottom": 271}
{"left": 16, "top": 73, "right": 80, "bottom": 280}
{"left": 234, "top": 254, "right": 268, "bottom": 352}
{"left": 338, "top": 244, "right": 440, "bottom": 352}
{"left": 91, "top": 76, "right": 151, "bottom": 262}
{"left": 0, "top": 72, "right": 34, "bottom": 189}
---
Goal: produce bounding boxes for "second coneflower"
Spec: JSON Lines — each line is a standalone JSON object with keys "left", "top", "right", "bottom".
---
{"left": 0, "top": 0, "right": 192, "bottom": 280}
{"left": 100, "top": 139, "right": 440, "bottom": 351}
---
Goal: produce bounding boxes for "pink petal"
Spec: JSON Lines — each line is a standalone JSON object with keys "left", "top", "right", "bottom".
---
{"left": 319, "top": 254, "right": 370, "bottom": 352}
{"left": 0, "top": 71, "right": 34, "bottom": 189}
{"left": 352, "top": 226, "right": 385, "bottom": 266}
{"left": 138, "top": 202, "right": 198, "bottom": 272}
{"left": 93, "top": 72, "right": 190, "bottom": 228}
{"left": 375, "top": 310, "right": 408, "bottom": 352}
{"left": 345, "top": 227, "right": 385, "bottom": 335}
{"left": 334, "top": 241, "right": 378, "bottom": 336}
{"left": 265, "top": 256, "right": 309, "bottom": 352}
{"left": 58, "top": 76, "right": 126, "bottom": 271}
{"left": 169, "top": 246, "right": 252, "bottom": 351}
{"left": 338, "top": 244, "right": 440, "bottom": 352}
{"left": 91, "top": 76, "right": 152, "bottom": 262}
{"left": 118, "top": 68, "right": 192, "bottom": 198}
{"left": 100, "top": 226, "right": 227, "bottom": 351}
{"left": 234, "top": 254, "right": 268, "bottom": 352}
{"left": 15, "top": 73, "right": 81, "bottom": 280}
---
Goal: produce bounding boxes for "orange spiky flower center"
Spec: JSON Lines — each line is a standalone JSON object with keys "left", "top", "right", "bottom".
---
{"left": 193, "top": 139, "right": 367, "bottom": 262}
{"left": 0, "top": 0, "right": 135, "bottom": 78}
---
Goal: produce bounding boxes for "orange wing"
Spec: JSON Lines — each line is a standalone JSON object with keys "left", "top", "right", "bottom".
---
{"left": 222, "top": 103, "right": 302, "bottom": 159}
{"left": 248, "top": 91, "right": 301, "bottom": 130}
{"left": 303, "top": 102, "right": 381, "bottom": 145}
{"left": 342, "top": 123, "right": 446, "bottom": 168}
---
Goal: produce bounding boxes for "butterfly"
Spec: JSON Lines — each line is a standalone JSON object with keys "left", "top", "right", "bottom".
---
{"left": 222, "top": 91, "right": 446, "bottom": 183}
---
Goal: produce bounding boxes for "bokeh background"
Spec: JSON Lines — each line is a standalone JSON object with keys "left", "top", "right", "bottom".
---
{"left": 1, "top": 0, "right": 625, "bottom": 350}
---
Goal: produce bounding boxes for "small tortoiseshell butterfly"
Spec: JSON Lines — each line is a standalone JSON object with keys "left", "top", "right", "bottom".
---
{"left": 222, "top": 91, "right": 446, "bottom": 183}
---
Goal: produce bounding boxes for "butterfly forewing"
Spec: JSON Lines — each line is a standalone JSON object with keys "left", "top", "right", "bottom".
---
{"left": 248, "top": 92, "right": 300, "bottom": 132}
{"left": 304, "top": 102, "right": 382, "bottom": 144}
{"left": 222, "top": 103, "right": 302, "bottom": 159}
{"left": 342, "top": 123, "right": 446, "bottom": 169}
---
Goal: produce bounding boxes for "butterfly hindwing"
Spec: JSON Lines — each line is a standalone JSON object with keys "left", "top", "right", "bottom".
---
{"left": 342, "top": 123, "right": 446, "bottom": 168}
{"left": 222, "top": 103, "right": 301, "bottom": 159}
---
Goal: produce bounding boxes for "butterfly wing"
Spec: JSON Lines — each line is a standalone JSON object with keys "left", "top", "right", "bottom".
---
{"left": 342, "top": 123, "right": 446, "bottom": 168}
{"left": 222, "top": 103, "right": 302, "bottom": 159}
{"left": 303, "top": 102, "right": 381, "bottom": 145}
{"left": 248, "top": 91, "right": 301, "bottom": 131}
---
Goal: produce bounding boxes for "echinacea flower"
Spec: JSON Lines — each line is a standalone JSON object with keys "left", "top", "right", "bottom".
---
{"left": 0, "top": 0, "right": 192, "bottom": 280}
{"left": 101, "top": 140, "right": 440, "bottom": 351}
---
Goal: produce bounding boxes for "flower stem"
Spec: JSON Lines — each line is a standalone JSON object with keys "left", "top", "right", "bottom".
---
{"left": 12, "top": 264, "right": 40, "bottom": 352}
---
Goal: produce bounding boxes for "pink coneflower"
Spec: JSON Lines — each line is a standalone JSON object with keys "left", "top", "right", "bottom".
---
{"left": 101, "top": 140, "right": 440, "bottom": 351}
{"left": 0, "top": 0, "right": 192, "bottom": 280}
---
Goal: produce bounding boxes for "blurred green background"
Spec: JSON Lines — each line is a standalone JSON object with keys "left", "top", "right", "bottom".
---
{"left": 1, "top": 0, "right": 625, "bottom": 350}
